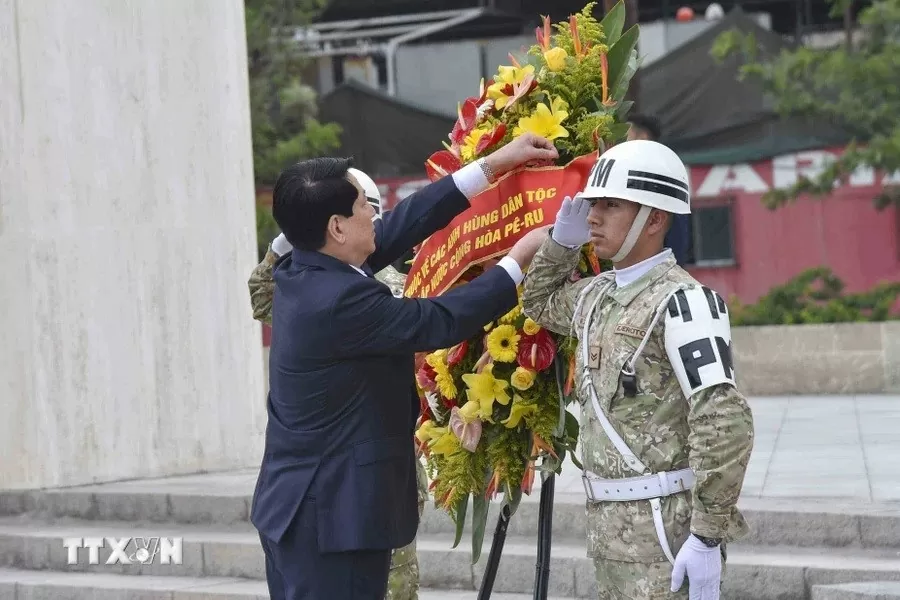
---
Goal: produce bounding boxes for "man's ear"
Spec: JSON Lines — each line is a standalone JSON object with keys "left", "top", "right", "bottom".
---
{"left": 326, "top": 214, "right": 345, "bottom": 245}
{"left": 648, "top": 209, "right": 670, "bottom": 235}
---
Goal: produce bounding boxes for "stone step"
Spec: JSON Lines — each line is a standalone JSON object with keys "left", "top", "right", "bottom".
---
{"left": 1, "top": 518, "right": 900, "bottom": 600}
{"left": 812, "top": 582, "right": 900, "bottom": 600}
{"left": 4, "top": 482, "right": 900, "bottom": 550}
{"left": 0, "top": 568, "right": 566, "bottom": 600}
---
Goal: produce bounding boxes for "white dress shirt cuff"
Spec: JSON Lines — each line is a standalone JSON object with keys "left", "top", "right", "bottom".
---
{"left": 451, "top": 161, "right": 491, "bottom": 200}
{"left": 496, "top": 256, "right": 525, "bottom": 286}
{"left": 272, "top": 233, "right": 293, "bottom": 256}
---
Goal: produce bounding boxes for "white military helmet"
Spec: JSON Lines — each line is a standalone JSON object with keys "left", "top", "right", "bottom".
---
{"left": 582, "top": 140, "right": 690, "bottom": 214}
{"left": 348, "top": 167, "right": 383, "bottom": 219}
{"left": 581, "top": 140, "right": 691, "bottom": 262}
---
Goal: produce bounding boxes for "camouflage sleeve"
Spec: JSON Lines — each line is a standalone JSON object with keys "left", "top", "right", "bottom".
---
{"left": 248, "top": 246, "right": 279, "bottom": 325}
{"left": 686, "top": 383, "right": 755, "bottom": 540}
{"left": 521, "top": 236, "right": 592, "bottom": 336}
{"left": 374, "top": 265, "right": 407, "bottom": 297}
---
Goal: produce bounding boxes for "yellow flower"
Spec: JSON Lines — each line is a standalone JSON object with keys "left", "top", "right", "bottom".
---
{"left": 513, "top": 99, "right": 569, "bottom": 141}
{"left": 486, "top": 324, "right": 520, "bottom": 362}
{"left": 502, "top": 394, "right": 537, "bottom": 429}
{"left": 523, "top": 317, "right": 541, "bottom": 335}
{"left": 510, "top": 367, "right": 536, "bottom": 391}
{"left": 458, "top": 399, "right": 482, "bottom": 422}
{"left": 415, "top": 419, "right": 446, "bottom": 443}
{"left": 486, "top": 64, "right": 535, "bottom": 110}
{"left": 461, "top": 363, "right": 510, "bottom": 421}
{"left": 460, "top": 126, "right": 491, "bottom": 162}
{"left": 426, "top": 350, "right": 458, "bottom": 399}
{"left": 543, "top": 47, "right": 568, "bottom": 71}
{"left": 499, "top": 303, "right": 522, "bottom": 324}
{"left": 430, "top": 431, "right": 461, "bottom": 455}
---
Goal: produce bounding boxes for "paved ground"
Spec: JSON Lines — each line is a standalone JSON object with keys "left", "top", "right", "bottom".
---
{"left": 63, "top": 395, "right": 900, "bottom": 505}
{"left": 546, "top": 394, "right": 900, "bottom": 503}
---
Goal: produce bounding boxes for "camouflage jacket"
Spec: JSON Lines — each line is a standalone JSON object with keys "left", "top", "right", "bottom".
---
{"left": 247, "top": 245, "right": 429, "bottom": 504}
{"left": 522, "top": 238, "right": 754, "bottom": 563}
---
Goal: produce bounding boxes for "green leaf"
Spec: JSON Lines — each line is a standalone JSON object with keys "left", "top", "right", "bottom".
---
{"left": 600, "top": 0, "right": 627, "bottom": 46}
{"left": 606, "top": 122, "right": 632, "bottom": 143}
{"left": 471, "top": 493, "right": 491, "bottom": 564}
{"left": 564, "top": 410, "right": 580, "bottom": 441}
{"left": 616, "top": 100, "right": 635, "bottom": 119}
{"left": 504, "top": 480, "right": 524, "bottom": 516}
{"left": 452, "top": 493, "right": 469, "bottom": 549}
{"left": 606, "top": 24, "right": 640, "bottom": 103}
{"left": 562, "top": 441, "right": 584, "bottom": 470}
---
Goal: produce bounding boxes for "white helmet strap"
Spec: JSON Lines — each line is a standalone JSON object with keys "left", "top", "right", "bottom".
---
{"left": 611, "top": 205, "right": 652, "bottom": 263}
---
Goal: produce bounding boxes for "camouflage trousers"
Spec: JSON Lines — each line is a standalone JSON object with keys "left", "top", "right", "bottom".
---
{"left": 593, "top": 546, "right": 726, "bottom": 600}
{"left": 385, "top": 499, "right": 424, "bottom": 600}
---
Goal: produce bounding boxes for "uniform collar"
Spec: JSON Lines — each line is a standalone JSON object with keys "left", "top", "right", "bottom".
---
{"left": 608, "top": 252, "right": 677, "bottom": 306}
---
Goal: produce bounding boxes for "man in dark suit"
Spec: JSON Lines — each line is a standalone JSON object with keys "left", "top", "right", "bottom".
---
{"left": 627, "top": 114, "right": 693, "bottom": 266}
{"left": 252, "top": 133, "right": 559, "bottom": 599}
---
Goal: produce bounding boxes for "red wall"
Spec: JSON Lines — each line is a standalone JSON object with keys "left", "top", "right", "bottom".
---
{"left": 684, "top": 149, "right": 900, "bottom": 303}
{"left": 375, "top": 147, "right": 900, "bottom": 304}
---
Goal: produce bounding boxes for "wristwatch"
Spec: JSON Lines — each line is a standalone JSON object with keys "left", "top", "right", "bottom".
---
{"left": 476, "top": 158, "right": 496, "bottom": 184}
{"left": 694, "top": 534, "right": 722, "bottom": 547}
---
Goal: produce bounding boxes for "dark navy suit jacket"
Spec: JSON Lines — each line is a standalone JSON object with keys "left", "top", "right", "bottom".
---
{"left": 251, "top": 174, "right": 519, "bottom": 552}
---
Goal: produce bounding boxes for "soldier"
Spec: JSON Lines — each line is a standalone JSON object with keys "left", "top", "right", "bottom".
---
{"left": 248, "top": 167, "right": 429, "bottom": 600}
{"left": 521, "top": 140, "right": 754, "bottom": 600}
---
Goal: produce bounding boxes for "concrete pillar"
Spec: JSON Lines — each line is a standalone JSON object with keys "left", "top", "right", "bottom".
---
{"left": 0, "top": 0, "right": 265, "bottom": 489}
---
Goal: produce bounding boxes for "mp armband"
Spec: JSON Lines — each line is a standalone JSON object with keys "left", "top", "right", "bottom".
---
{"left": 664, "top": 285, "right": 737, "bottom": 399}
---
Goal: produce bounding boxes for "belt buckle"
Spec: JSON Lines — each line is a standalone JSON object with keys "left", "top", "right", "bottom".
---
{"left": 581, "top": 474, "right": 596, "bottom": 502}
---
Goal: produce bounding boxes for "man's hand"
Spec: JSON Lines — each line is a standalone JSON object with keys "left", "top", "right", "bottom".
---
{"left": 551, "top": 195, "right": 591, "bottom": 248}
{"left": 484, "top": 133, "right": 559, "bottom": 176}
{"left": 507, "top": 225, "right": 552, "bottom": 272}
{"left": 671, "top": 534, "right": 723, "bottom": 600}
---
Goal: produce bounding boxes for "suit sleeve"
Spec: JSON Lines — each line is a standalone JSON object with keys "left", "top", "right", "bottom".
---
{"left": 248, "top": 247, "right": 279, "bottom": 325}
{"left": 330, "top": 265, "right": 518, "bottom": 357}
{"left": 521, "top": 236, "right": 593, "bottom": 336}
{"left": 686, "top": 383, "right": 755, "bottom": 540}
{"left": 366, "top": 163, "right": 488, "bottom": 274}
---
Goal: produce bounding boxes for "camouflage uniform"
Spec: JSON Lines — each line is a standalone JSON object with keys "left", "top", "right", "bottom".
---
{"left": 522, "top": 239, "right": 754, "bottom": 599}
{"left": 248, "top": 246, "right": 429, "bottom": 600}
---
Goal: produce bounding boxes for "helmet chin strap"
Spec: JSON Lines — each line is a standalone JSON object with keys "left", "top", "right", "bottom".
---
{"left": 610, "top": 205, "right": 652, "bottom": 263}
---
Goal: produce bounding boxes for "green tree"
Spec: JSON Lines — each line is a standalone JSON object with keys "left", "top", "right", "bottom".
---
{"left": 712, "top": 0, "right": 900, "bottom": 209}
{"left": 245, "top": 0, "right": 343, "bottom": 258}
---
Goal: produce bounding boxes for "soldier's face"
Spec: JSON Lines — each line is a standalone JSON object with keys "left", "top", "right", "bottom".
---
{"left": 586, "top": 197, "right": 641, "bottom": 259}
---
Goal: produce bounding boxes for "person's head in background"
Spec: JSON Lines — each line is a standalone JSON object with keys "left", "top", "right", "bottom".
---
{"left": 627, "top": 114, "right": 662, "bottom": 142}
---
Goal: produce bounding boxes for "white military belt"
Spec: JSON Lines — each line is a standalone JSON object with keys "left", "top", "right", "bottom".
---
{"left": 581, "top": 468, "right": 695, "bottom": 503}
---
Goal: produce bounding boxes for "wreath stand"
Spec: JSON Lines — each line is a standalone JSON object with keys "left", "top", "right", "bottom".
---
{"left": 476, "top": 356, "right": 568, "bottom": 600}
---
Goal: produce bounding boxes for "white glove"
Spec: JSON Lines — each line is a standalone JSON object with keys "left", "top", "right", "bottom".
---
{"left": 550, "top": 194, "right": 591, "bottom": 248}
{"left": 670, "top": 535, "right": 722, "bottom": 600}
{"left": 271, "top": 233, "right": 293, "bottom": 257}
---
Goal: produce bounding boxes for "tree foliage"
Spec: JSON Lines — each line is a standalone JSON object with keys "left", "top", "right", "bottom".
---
{"left": 729, "top": 267, "right": 900, "bottom": 325}
{"left": 245, "top": 0, "right": 342, "bottom": 185}
{"left": 712, "top": 0, "right": 900, "bottom": 209}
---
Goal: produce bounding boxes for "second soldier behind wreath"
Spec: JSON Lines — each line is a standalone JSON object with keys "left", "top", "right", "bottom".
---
{"left": 522, "top": 140, "right": 754, "bottom": 600}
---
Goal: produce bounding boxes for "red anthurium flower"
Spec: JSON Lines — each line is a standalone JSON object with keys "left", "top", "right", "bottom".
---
{"left": 474, "top": 123, "right": 507, "bottom": 155}
{"left": 450, "top": 98, "right": 481, "bottom": 146}
{"left": 517, "top": 329, "right": 557, "bottom": 372}
{"left": 425, "top": 150, "right": 463, "bottom": 181}
{"left": 447, "top": 340, "right": 468, "bottom": 366}
{"left": 416, "top": 361, "right": 438, "bottom": 392}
